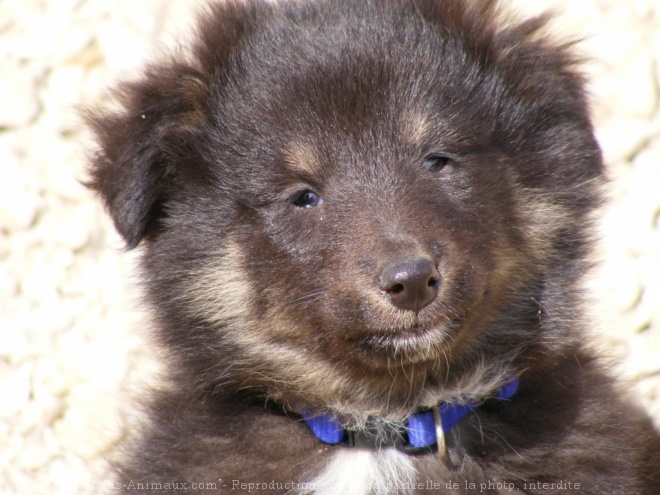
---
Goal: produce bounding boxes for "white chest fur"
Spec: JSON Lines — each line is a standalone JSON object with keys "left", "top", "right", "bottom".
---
{"left": 301, "top": 449, "right": 417, "bottom": 495}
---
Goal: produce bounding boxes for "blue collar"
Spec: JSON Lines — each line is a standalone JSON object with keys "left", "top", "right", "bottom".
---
{"left": 302, "top": 378, "right": 519, "bottom": 454}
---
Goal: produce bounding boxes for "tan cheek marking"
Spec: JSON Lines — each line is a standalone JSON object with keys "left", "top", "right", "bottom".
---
{"left": 515, "top": 190, "right": 572, "bottom": 260}
{"left": 176, "top": 237, "right": 353, "bottom": 404}
{"left": 179, "top": 237, "right": 254, "bottom": 327}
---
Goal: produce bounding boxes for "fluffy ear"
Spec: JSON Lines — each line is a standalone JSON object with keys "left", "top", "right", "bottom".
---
{"left": 84, "top": 63, "right": 209, "bottom": 249}
{"left": 84, "top": 1, "right": 264, "bottom": 249}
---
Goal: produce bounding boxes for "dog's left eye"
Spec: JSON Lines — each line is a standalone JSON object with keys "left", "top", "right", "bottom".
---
{"left": 290, "top": 189, "right": 324, "bottom": 208}
{"left": 423, "top": 154, "right": 453, "bottom": 172}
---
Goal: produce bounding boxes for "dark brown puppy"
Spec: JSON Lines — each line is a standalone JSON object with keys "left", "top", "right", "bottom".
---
{"left": 86, "top": 0, "right": 660, "bottom": 493}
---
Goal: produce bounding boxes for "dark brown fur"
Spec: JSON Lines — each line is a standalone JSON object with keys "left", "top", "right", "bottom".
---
{"left": 86, "top": 0, "right": 660, "bottom": 493}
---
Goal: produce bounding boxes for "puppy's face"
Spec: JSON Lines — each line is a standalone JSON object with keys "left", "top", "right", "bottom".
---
{"left": 161, "top": 44, "right": 517, "bottom": 363}
{"left": 88, "top": 0, "right": 603, "bottom": 414}
{"left": 203, "top": 77, "right": 523, "bottom": 367}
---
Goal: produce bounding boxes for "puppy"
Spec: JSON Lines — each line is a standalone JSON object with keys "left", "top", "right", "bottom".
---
{"left": 86, "top": 0, "right": 660, "bottom": 493}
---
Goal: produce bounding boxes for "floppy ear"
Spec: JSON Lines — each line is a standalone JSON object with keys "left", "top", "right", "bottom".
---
{"left": 83, "top": 63, "right": 209, "bottom": 249}
{"left": 85, "top": 1, "right": 264, "bottom": 249}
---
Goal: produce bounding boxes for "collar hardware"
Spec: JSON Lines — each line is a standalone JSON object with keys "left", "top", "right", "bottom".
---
{"left": 432, "top": 404, "right": 449, "bottom": 465}
{"left": 302, "top": 377, "right": 519, "bottom": 460}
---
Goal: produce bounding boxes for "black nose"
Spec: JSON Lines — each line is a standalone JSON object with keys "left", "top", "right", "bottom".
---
{"left": 379, "top": 258, "right": 440, "bottom": 312}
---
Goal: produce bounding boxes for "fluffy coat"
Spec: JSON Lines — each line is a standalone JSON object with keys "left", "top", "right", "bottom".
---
{"left": 86, "top": 0, "right": 660, "bottom": 493}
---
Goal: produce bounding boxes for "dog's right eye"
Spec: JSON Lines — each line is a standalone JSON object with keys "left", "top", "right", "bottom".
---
{"left": 290, "top": 189, "right": 324, "bottom": 208}
{"left": 423, "top": 154, "right": 454, "bottom": 172}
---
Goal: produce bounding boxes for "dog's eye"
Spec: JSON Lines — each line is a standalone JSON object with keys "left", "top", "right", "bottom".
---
{"left": 290, "top": 189, "right": 324, "bottom": 208}
{"left": 423, "top": 154, "right": 453, "bottom": 172}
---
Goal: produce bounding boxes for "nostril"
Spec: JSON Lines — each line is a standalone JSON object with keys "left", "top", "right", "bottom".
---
{"left": 386, "top": 283, "right": 405, "bottom": 294}
{"left": 428, "top": 277, "right": 439, "bottom": 288}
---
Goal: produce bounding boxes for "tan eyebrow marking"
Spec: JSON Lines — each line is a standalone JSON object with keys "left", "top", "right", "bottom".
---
{"left": 404, "top": 113, "right": 430, "bottom": 144}
{"left": 285, "top": 142, "right": 320, "bottom": 177}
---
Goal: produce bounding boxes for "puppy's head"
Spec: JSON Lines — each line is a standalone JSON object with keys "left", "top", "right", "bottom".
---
{"left": 87, "top": 0, "right": 603, "bottom": 416}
